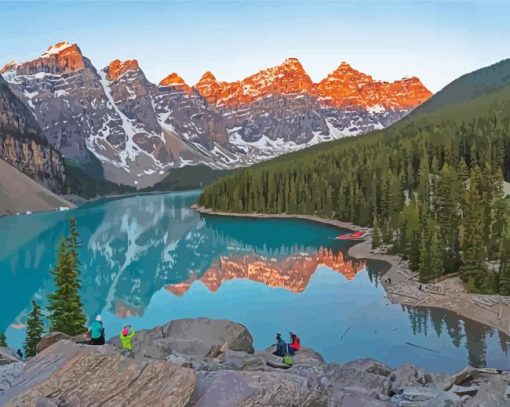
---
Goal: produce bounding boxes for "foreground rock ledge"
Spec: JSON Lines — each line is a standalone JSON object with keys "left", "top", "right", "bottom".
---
{"left": 1, "top": 318, "right": 510, "bottom": 406}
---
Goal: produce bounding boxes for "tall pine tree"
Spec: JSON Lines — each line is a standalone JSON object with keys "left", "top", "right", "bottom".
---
{"left": 460, "top": 168, "right": 489, "bottom": 291}
{"left": 47, "top": 217, "right": 87, "bottom": 336}
{"left": 0, "top": 333, "right": 6, "bottom": 347}
{"left": 24, "top": 300, "right": 44, "bottom": 357}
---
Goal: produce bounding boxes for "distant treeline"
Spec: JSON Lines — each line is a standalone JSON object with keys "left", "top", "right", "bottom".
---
{"left": 200, "top": 86, "right": 510, "bottom": 294}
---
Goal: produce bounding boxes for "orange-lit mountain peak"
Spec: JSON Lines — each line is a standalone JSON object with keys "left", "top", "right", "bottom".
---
{"left": 42, "top": 41, "right": 74, "bottom": 56}
{"left": 314, "top": 61, "right": 431, "bottom": 109}
{"left": 196, "top": 57, "right": 314, "bottom": 108}
{"left": 159, "top": 72, "right": 192, "bottom": 93}
{"left": 106, "top": 59, "right": 139, "bottom": 81}
{"left": 199, "top": 71, "right": 217, "bottom": 82}
{"left": 36, "top": 41, "right": 86, "bottom": 73}
{"left": 195, "top": 71, "right": 221, "bottom": 104}
{"left": 0, "top": 61, "right": 18, "bottom": 75}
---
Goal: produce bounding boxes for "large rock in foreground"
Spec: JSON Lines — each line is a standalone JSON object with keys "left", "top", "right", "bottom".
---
{"left": 1, "top": 340, "right": 196, "bottom": 407}
{"left": 110, "top": 317, "right": 254, "bottom": 359}
{"left": 4, "top": 318, "right": 510, "bottom": 406}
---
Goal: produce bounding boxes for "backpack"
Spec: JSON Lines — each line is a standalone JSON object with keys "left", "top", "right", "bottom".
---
{"left": 282, "top": 354, "right": 294, "bottom": 367}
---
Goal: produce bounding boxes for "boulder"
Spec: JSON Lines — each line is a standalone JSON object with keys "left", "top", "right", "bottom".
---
{"left": 219, "top": 350, "right": 266, "bottom": 371}
{"left": 109, "top": 326, "right": 174, "bottom": 360}
{"left": 0, "top": 347, "right": 19, "bottom": 366}
{"left": 1, "top": 340, "right": 196, "bottom": 406}
{"left": 463, "top": 374, "right": 509, "bottom": 406}
{"left": 384, "top": 364, "right": 433, "bottom": 396}
{"left": 190, "top": 369, "right": 329, "bottom": 406}
{"left": 344, "top": 359, "right": 392, "bottom": 378}
{"left": 309, "top": 363, "right": 389, "bottom": 397}
{"left": 35, "top": 332, "right": 88, "bottom": 354}
{"left": 110, "top": 318, "right": 254, "bottom": 360}
{"left": 162, "top": 318, "right": 254, "bottom": 355}
{"left": 191, "top": 368, "right": 391, "bottom": 406}
{"left": 0, "top": 361, "right": 24, "bottom": 395}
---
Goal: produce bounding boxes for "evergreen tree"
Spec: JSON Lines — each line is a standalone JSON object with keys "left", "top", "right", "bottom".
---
{"left": 0, "top": 333, "right": 6, "bottom": 347}
{"left": 372, "top": 217, "right": 382, "bottom": 249}
{"left": 428, "top": 225, "right": 445, "bottom": 281}
{"left": 499, "top": 236, "right": 510, "bottom": 295}
{"left": 47, "top": 218, "right": 87, "bottom": 336}
{"left": 398, "top": 200, "right": 420, "bottom": 271}
{"left": 460, "top": 168, "right": 489, "bottom": 291}
{"left": 24, "top": 300, "right": 44, "bottom": 357}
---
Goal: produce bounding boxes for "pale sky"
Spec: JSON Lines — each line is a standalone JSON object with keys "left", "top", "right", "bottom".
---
{"left": 1, "top": 1, "right": 509, "bottom": 92}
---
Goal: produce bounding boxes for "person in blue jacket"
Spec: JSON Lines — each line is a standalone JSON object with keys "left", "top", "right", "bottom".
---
{"left": 88, "top": 315, "right": 105, "bottom": 345}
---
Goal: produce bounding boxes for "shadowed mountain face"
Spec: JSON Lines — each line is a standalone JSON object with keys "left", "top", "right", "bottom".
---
{"left": 0, "top": 76, "right": 65, "bottom": 193}
{"left": 1, "top": 42, "right": 431, "bottom": 187}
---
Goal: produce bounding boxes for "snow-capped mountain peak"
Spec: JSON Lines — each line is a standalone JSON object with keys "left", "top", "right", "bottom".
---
{"left": 41, "top": 41, "right": 73, "bottom": 57}
{"left": 1, "top": 42, "right": 432, "bottom": 188}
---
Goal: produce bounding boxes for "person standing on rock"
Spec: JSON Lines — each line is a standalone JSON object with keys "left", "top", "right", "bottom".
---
{"left": 120, "top": 325, "right": 136, "bottom": 351}
{"left": 88, "top": 315, "right": 105, "bottom": 345}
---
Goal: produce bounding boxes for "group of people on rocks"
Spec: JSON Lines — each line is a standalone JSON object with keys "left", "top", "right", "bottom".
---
{"left": 87, "top": 316, "right": 301, "bottom": 362}
{"left": 273, "top": 332, "right": 301, "bottom": 357}
{"left": 87, "top": 315, "right": 135, "bottom": 351}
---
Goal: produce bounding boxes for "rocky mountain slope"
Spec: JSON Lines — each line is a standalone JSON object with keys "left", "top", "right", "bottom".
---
{"left": 1, "top": 318, "right": 508, "bottom": 406}
{"left": 0, "top": 76, "right": 65, "bottom": 193}
{"left": 1, "top": 42, "right": 431, "bottom": 187}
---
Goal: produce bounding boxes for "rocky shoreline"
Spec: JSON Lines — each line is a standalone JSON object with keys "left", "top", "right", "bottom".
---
{"left": 194, "top": 206, "right": 510, "bottom": 337}
{"left": 2, "top": 318, "right": 509, "bottom": 406}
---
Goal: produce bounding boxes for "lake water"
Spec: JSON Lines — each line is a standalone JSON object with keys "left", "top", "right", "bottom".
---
{"left": 1, "top": 190, "right": 509, "bottom": 373}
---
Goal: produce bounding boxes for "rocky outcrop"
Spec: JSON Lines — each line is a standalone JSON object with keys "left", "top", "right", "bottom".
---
{"left": 0, "top": 340, "right": 196, "bottom": 407}
{"left": 2, "top": 318, "right": 510, "bottom": 406}
{"left": 0, "top": 347, "right": 19, "bottom": 366}
{"left": 0, "top": 76, "right": 65, "bottom": 192}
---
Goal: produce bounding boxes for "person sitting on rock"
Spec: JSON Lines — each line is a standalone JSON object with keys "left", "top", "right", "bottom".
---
{"left": 273, "top": 333, "right": 287, "bottom": 357}
{"left": 288, "top": 332, "right": 301, "bottom": 355}
{"left": 120, "top": 325, "right": 136, "bottom": 351}
{"left": 88, "top": 315, "right": 105, "bottom": 345}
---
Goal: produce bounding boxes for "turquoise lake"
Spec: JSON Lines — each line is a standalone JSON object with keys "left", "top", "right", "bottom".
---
{"left": 1, "top": 190, "right": 509, "bottom": 373}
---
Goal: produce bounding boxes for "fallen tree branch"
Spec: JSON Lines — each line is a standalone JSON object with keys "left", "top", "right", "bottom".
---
{"left": 413, "top": 295, "right": 431, "bottom": 307}
{"left": 405, "top": 342, "right": 440, "bottom": 353}
{"left": 341, "top": 327, "right": 351, "bottom": 341}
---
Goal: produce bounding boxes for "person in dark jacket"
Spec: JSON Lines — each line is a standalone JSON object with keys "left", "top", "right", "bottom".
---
{"left": 273, "top": 333, "right": 287, "bottom": 357}
{"left": 288, "top": 332, "right": 301, "bottom": 355}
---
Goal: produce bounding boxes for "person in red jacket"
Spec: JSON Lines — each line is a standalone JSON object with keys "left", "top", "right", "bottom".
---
{"left": 288, "top": 332, "right": 301, "bottom": 355}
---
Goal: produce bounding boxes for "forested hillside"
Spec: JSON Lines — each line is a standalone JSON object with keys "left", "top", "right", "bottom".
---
{"left": 199, "top": 77, "right": 510, "bottom": 294}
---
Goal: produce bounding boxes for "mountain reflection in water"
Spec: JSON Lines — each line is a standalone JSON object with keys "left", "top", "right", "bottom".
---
{"left": 0, "top": 191, "right": 509, "bottom": 373}
{"left": 167, "top": 249, "right": 365, "bottom": 295}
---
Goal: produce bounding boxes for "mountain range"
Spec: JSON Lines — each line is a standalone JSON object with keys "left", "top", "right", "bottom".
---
{"left": 1, "top": 41, "right": 431, "bottom": 187}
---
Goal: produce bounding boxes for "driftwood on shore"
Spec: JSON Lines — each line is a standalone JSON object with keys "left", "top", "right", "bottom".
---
{"left": 472, "top": 298, "right": 499, "bottom": 314}
{"left": 413, "top": 295, "right": 431, "bottom": 307}
{"left": 388, "top": 291, "right": 420, "bottom": 301}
